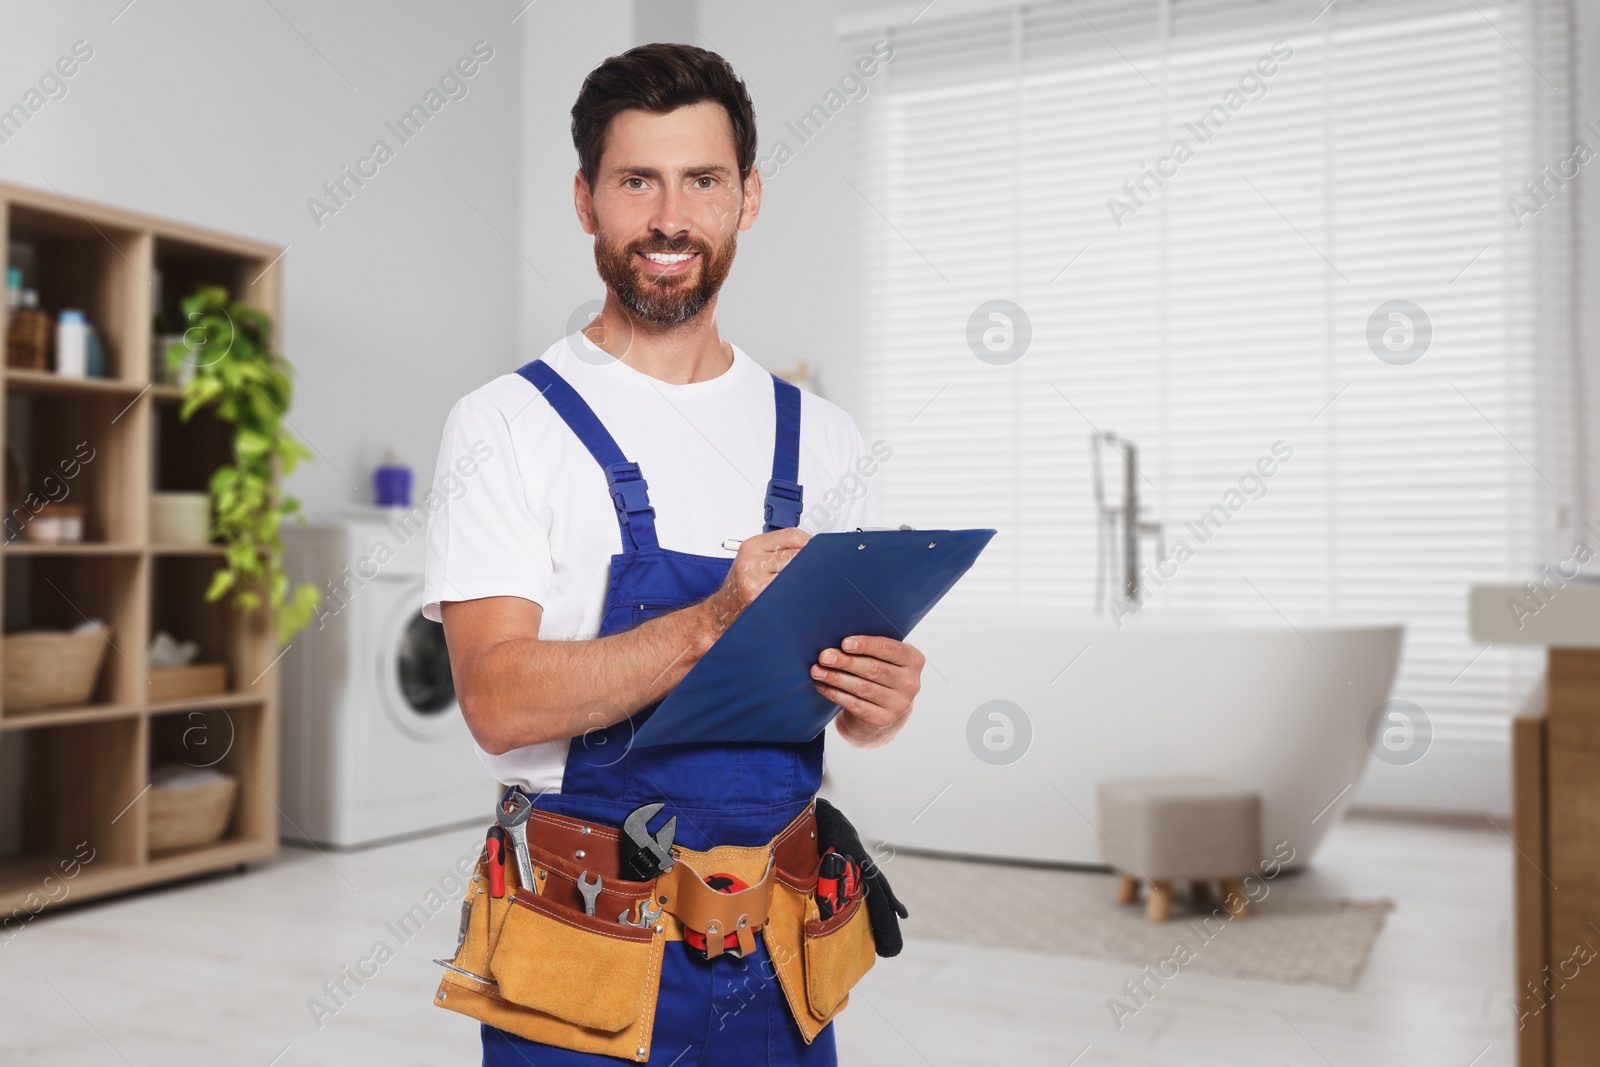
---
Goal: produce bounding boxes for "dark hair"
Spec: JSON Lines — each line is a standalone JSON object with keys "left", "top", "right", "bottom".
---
{"left": 570, "top": 43, "right": 757, "bottom": 188}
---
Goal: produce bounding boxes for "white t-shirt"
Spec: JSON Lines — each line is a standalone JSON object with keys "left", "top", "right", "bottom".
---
{"left": 422, "top": 332, "right": 884, "bottom": 792}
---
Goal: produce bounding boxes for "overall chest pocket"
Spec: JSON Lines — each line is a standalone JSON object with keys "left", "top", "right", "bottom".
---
{"left": 630, "top": 601, "right": 687, "bottom": 627}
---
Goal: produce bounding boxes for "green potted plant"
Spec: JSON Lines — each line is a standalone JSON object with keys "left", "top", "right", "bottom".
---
{"left": 168, "top": 285, "right": 320, "bottom": 644}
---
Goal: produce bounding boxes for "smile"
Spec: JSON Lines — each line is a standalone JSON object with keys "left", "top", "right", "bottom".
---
{"left": 636, "top": 250, "right": 700, "bottom": 275}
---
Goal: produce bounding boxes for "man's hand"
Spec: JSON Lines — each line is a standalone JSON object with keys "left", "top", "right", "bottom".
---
{"left": 812, "top": 635, "right": 925, "bottom": 748}
{"left": 698, "top": 527, "right": 809, "bottom": 646}
{"left": 443, "top": 528, "right": 814, "bottom": 756}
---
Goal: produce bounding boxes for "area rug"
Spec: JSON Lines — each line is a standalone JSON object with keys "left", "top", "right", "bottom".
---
{"left": 886, "top": 852, "right": 1393, "bottom": 988}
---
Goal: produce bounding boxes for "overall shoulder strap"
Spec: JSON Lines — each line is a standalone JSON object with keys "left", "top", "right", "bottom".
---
{"left": 764, "top": 374, "right": 805, "bottom": 531}
{"left": 516, "top": 359, "right": 658, "bottom": 551}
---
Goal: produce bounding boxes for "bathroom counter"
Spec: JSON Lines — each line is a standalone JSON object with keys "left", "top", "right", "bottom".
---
{"left": 1468, "top": 581, "right": 1600, "bottom": 647}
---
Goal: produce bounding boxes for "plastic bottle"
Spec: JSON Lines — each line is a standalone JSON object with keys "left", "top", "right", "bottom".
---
{"left": 85, "top": 326, "right": 105, "bottom": 377}
{"left": 56, "top": 309, "right": 88, "bottom": 377}
{"left": 3, "top": 268, "right": 20, "bottom": 331}
{"left": 373, "top": 448, "right": 413, "bottom": 508}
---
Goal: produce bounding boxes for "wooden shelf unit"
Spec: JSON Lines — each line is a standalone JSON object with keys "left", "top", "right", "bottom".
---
{"left": 0, "top": 181, "right": 284, "bottom": 919}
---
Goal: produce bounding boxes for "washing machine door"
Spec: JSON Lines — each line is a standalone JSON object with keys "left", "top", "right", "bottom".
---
{"left": 377, "top": 581, "right": 460, "bottom": 740}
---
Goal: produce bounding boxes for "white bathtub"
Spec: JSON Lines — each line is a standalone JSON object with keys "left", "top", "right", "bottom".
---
{"left": 820, "top": 611, "right": 1403, "bottom": 868}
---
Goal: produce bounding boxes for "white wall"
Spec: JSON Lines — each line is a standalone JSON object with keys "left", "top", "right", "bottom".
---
{"left": 517, "top": 0, "right": 634, "bottom": 355}
{"left": 690, "top": 0, "right": 874, "bottom": 412}
{"left": 1576, "top": 0, "right": 1600, "bottom": 537}
{"left": 512, "top": 0, "right": 873, "bottom": 408}
{"left": 517, "top": 0, "right": 877, "bottom": 408}
{"left": 0, "top": 0, "right": 524, "bottom": 519}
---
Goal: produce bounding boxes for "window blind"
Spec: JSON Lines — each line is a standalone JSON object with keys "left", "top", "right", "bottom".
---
{"left": 844, "top": 0, "right": 1576, "bottom": 738}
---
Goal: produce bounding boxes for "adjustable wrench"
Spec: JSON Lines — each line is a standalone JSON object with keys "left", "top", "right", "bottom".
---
{"left": 495, "top": 789, "right": 536, "bottom": 893}
{"left": 621, "top": 801, "right": 678, "bottom": 881}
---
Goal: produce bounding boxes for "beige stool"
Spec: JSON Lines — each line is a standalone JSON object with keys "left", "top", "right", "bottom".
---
{"left": 1097, "top": 776, "right": 1262, "bottom": 923}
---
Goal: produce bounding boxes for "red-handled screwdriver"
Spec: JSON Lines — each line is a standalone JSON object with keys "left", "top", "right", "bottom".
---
{"left": 486, "top": 826, "right": 507, "bottom": 898}
{"left": 817, "top": 851, "right": 847, "bottom": 920}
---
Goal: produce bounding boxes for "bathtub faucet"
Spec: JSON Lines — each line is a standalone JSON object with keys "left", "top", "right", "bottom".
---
{"left": 1092, "top": 432, "right": 1164, "bottom": 611}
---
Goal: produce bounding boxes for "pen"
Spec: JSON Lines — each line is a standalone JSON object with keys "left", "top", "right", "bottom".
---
{"left": 721, "top": 539, "right": 742, "bottom": 552}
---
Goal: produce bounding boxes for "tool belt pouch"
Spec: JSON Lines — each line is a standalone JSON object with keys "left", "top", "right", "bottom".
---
{"left": 493, "top": 888, "right": 658, "bottom": 1030}
{"left": 802, "top": 887, "right": 875, "bottom": 1021}
{"left": 765, "top": 870, "right": 877, "bottom": 1042}
{"left": 449, "top": 849, "right": 516, "bottom": 981}
{"left": 434, "top": 849, "right": 668, "bottom": 1063}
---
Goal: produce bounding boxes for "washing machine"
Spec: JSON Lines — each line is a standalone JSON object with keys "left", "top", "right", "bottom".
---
{"left": 280, "top": 507, "right": 495, "bottom": 847}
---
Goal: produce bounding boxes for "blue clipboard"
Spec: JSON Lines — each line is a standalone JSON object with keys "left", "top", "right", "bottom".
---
{"left": 630, "top": 528, "right": 996, "bottom": 747}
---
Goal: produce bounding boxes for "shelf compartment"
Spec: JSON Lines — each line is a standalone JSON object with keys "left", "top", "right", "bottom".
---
{"left": 151, "top": 236, "right": 279, "bottom": 389}
{"left": 147, "top": 699, "right": 269, "bottom": 858}
{"left": 0, "top": 714, "right": 144, "bottom": 908}
{"left": 3, "top": 553, "right": 146, "bottom": 706}
{"left": 153, "top": 236, "right": 276, "bottom": 322}
{"left": 6, "top": 202, "right": 151, "bottom": 386}
{"left": 150, "top": 555, "right": 274, "bottom": 701}
{"left": 4, "top": 386, "right": 149, "bottom": 545}
{"left": 152, "top": 397, "right": 229, "bottom": 497}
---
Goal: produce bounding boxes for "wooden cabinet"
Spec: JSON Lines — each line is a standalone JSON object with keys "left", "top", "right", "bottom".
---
{"left": 1512, "top": 649, "right": 1600, "bottom": 1064}
{"left": 0, "top": 181, "right": 282, "bottom": 919}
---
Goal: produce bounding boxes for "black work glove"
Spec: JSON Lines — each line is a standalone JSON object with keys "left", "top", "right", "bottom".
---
{"left": 814, "top": 798, "right": 909, "bottom": 957}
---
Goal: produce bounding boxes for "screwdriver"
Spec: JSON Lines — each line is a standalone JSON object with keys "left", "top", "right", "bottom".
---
{"left": 486, "top": 826, "right": 506, "bottom": 898}
{"left": 817, "top": 851, "right": 848, "bottom": 920}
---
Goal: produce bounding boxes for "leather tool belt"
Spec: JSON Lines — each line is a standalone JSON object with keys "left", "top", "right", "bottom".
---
{"left": 432, "top": 800, "right": 876, "bottom": 1062}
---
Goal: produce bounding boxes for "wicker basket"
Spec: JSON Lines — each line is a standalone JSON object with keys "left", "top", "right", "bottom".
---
{"left": 148, "top": 770, "right": 238, "bottom": 853}
{"left": 2, "top": 628, "right": 111, "bottom": 710}
{"left": 5, "top": 306, "right": 53, "bottom": 370}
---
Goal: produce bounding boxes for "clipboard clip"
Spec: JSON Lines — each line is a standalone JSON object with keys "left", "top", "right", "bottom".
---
{"left": 723, "top": 525, "right": 915, "bottom": 552}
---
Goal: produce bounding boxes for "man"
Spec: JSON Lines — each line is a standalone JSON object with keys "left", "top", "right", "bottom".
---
{"left": 423, "top": 43, "right": 923, "bottom": 1066}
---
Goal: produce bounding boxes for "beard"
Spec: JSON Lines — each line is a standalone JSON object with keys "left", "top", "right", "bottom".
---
{"left": 593, "top": 222, "right": 738, "bottom": 327}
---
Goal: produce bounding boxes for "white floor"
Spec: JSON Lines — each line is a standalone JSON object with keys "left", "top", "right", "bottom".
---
{"left": 0, "top": 814, "right": 1514, "bottom": 1066}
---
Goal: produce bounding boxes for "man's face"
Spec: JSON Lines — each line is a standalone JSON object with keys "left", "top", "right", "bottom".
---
{"left": 578, "top": 101, "right": 759, "bottom": 326}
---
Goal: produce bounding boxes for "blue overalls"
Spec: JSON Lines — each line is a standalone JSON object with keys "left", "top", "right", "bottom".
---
{"left": 481, "top": 357, "right": 836, "bottom": 1067}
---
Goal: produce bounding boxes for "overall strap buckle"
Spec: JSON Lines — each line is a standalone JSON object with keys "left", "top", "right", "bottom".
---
{"left": 605, "top": 461, "right": 657, "bottom": 549}
{"left": 763, "top": 477, "right": 804, "bottom": 532}
{"left": 518, "top": 359, "right": 661, "bottom": 552}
